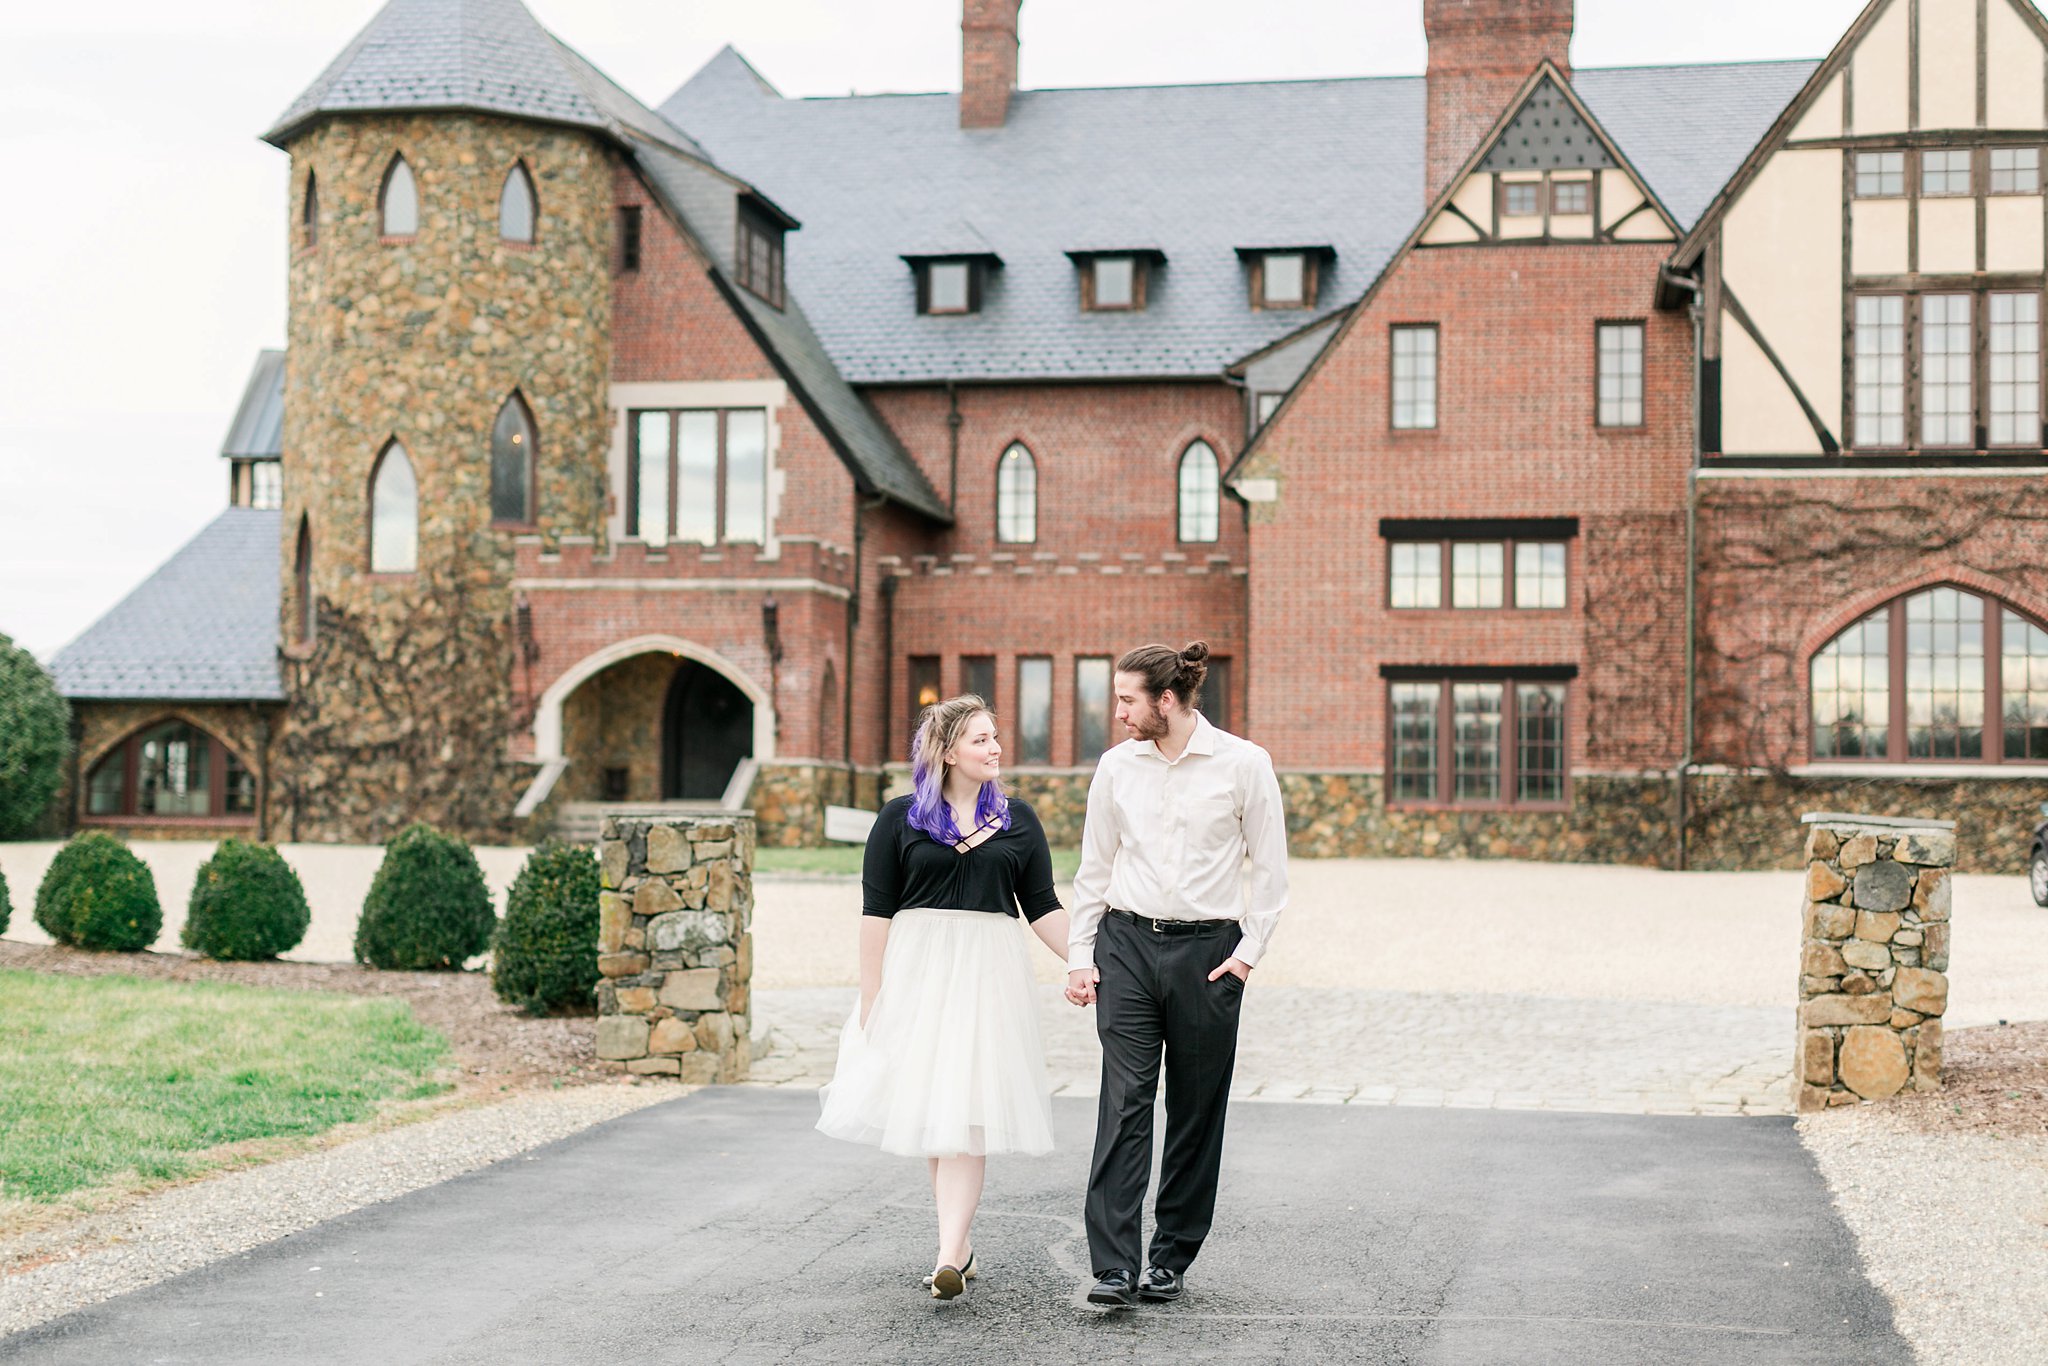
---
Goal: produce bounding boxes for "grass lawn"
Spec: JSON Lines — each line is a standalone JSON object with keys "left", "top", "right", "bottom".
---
{"left": 757, "top": 845, "right": 1082, "bottom": 881}
{"left": 0, "top": 970, "right": 449, "bottom": 1203}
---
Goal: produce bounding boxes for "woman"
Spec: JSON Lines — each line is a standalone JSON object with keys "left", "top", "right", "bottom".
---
{"left": 816, "top": 694, "right": 1070, "bottom": 1301}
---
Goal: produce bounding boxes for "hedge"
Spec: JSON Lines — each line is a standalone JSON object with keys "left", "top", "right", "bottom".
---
{"left": 354, "top": 823, "right": 496, "bottom": 971}
{"left": 492, "top": 841, "right": 601, "bottom": 1014}
{"left": 183, "top": 839, "right": 312, "bottom": 961}
{"left": 34, "top": 832, "right": 162, "bottom": 952}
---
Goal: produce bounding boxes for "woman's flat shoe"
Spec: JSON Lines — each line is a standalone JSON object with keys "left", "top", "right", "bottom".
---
{"left": 930, "top": 1263, "right": 966, "bottom": 1300}
{"left": 922, "top": 1250, "right": 976, "bottom": 1287}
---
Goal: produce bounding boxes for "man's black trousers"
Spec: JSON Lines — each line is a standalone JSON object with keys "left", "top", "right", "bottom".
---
{"left": 1085, "top": 911, "right": 1245, "bottom": 1278}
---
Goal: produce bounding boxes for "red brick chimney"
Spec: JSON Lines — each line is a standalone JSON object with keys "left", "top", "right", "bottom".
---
{"left": 1424, "top": 0, "right": 1573, "bottom": 201}
{"left": 961, "top": 0, "right": 1021, "bottom": 129}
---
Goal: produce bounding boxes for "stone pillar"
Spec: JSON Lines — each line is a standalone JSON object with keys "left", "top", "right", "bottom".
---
{"left": 592, "top": 815, "right": 754, "bottom": 1082}
{"left": 1795, "top": 813, "right": 1953, "bottom": 1112}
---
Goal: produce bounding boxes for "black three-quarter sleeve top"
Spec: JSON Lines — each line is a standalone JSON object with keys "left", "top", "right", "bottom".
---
{"left": 861, "top": 796, "right": 1063, "bottom": 922}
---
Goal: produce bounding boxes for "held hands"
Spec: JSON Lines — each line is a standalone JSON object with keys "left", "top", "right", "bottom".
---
{"left": 1065, "top": 967, "right": 1099, "bottom": 1007}
{"left": 1207, "top": 957, "right": 1252, "bottom": 984}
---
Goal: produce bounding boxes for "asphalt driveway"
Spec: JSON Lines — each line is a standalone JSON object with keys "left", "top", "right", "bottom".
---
{"left": 2, "top": 1089, "right": 1906, "bottom": 1366}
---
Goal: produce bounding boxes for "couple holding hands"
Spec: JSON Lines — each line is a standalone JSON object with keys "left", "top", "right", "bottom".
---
{"left": 817, "top": 641, "right": 1289, "bottom": 1307}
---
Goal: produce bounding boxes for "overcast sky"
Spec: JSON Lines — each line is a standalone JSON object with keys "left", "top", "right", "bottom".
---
{"left": 0, "top": 0, "right": 1876, "bottom": 661}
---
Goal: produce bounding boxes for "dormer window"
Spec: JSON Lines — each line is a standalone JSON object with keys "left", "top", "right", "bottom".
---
{"left": 736, "top": 205, "right": 786, "bottom": 309}
{"left": 1239, "top": 246, "right": 1330, "bottom": 310}
{"left": 905, "top": 253, "right": 997, "bottom": 316}
{"left": 1070, "top": 250, "right": 1158, "bottom": 312}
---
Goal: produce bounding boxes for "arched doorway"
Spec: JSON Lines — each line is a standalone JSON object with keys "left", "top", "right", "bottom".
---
{"left": 662, "top": 660, "right": 754, "bottom": 799}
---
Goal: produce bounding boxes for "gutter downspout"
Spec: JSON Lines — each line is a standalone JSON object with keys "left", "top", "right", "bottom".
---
{"left": 848, "top": 491, "right": 886, "bottom": 784}
{"left": 946, "top": 381, "right": 962, "bottom": 513}
{"left": 1665, "top": 264, "right": 1705, "bottom": 871}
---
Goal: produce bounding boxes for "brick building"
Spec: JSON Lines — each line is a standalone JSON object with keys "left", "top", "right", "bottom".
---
{"left": 46, "top": 0, "right": 2048, "bottom": 869}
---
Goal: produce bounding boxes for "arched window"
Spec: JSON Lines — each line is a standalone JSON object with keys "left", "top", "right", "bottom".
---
{"left": 380, "top": 155, "right": 418, "bottom": 239}
{"left": 85, "top": 720, "right": 256, "bottom": 820}
{"left": 1177, "top": 439, "right": 1220, "bottom": 542}
{"left": 303, "top": 170, "right": 319, "bottom": 247}
{"left": 294, "top": 514, "right": 315, "bottom": 645}
{"left": 498, "top": 163, "right": 537, "bottom": 243}
{"left": 1811, "top": 584, "right": 2048, "bottom": 761}
{"left": 819, "top": 660, "right": 840, "bottom": 758}
{"left": 369, "top": 441, "right": 418, "bottom": 573}
{"left": 995, "top": 443, "right": 1036, "bottom": 544}
{"left": 490, "top": 393, "right": 536, "bottom": 524}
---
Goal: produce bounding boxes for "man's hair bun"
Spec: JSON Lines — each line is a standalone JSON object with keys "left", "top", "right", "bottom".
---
{"left": 1179, "top": 641, "right": 1210, "bottom": 666}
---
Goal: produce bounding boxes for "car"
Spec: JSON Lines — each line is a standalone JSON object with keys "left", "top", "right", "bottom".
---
{"left": 2034, "top": 804, "right": 2048, "bottom": 908}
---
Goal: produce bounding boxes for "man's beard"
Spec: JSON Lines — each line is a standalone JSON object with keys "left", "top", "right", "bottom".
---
{"left": 1125, "top": 700, "right": 1169, "bottom": 742}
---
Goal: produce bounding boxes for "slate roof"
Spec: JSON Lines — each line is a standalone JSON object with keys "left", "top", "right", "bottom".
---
{"left": 220, "top": 350, "right": 285, "bottom": 460}
{"left": 263, "top": 0, "right": 709, "bottom": 160}
{"left": 48, "top": 510, "right": 284, "bottom": 702}
{"left": 661, "top": 52, "right": 1817, "bottom": 385}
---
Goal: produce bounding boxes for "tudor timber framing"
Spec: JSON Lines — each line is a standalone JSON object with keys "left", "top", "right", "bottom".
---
{"left": 1225, "top": 59, "right": 1680, "bottom": 483}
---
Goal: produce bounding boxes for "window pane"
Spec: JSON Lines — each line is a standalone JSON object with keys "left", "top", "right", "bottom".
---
{"left": 303, "top": 172, "right": 318, "bottom": 247}
{"left": 223, "top": 746, "right": 257, "bottom": 816}
{"left": 1905, "top": 587, "right": 1984, "bottom": 759}
{"left": 1206, "top": 656, "right": 1233, "bottom": 734}
{"left": 1992, "top": 147, "right": 2041, "bottom": 194}
{"left": 1076, "top": 657, "right": 1112, "bottom": 760}
{"left": 962, "top": 656, "right": 996, "bottom": 707}
{"left": 1855, "top": 296, "right": 1906, "bottom": 446}
{"left": 928, "top": 261, "right": 970, "bottom": 313}
{"left": 490, "top": 396, "right": 533, "bottom": 523}
{"left": 1812, "top": 606, "right": 1891, "bottom": 757}
{"left": 1921, "top": 149, "right": 1971, "bottom": 196}
{"left": 1552, "top": 178, "right": 1589, "bottom": 215}
{"left": 633, "top": 411, "right": 670, "bottom": 545}
{"left": 1452, "top": 682, "right": 1502, "bottom": 802}
{"left": 1516, "top": 683, "right": 1566, "bottom": 803}
{"left": 1451, "top": 541, "right": 1504, "bottom": 608}
{"left": 1597, "top": 323, "right": 1644, "bottom": 427}
{"left": 87, "top": 751, "right": 124, "bottom": 815}
{"left": 2004, "top": 608, "right": 2048, "bottom": 760}
{"left": 1263, "top": 252, "right": 1304, "bottom": 305}
{"left": 1178, "top": 441, "right": 1219, "bottom": 542}
{"left": 1392, "top": 326, "right": 1437, "bottom": 429}
{"left": 908, "top": 656, "right": 941, "bottom": 757}
{"left": 1991, "top": 292, "right": 2041, "bottom": 446}
{"left": 370, "top": 444, "right": 418, "bottom": 573}
{"left": 1255, "top": 392, "right": 1284, "bottom": 425}
{"left": 996, "top": 444, "right": 1036, "bottom": 542}
{"left": 1922, "top": 294, "right": 1973, "bottom": 446}
{"left": 724, "top": 410, "right": 767, "bottom": 544}
{"left": 1389, "top": 682, "right": 1440, "bottom": 801}
{"left": 676, "top": 411, "right": 720, "bottom": 546}
{"left": 382, "top": 156, "right": 418, "bottom": 237}
{"left": 498, "top": 164, "right": 536, "bottom": 242}
{"left": 137, "top": 723, "right": 210, "bottom": 817}
{"left": 1093, "top": 256, "right": 1134, "bottom": 308}
{"left": 1855, "top": 151, "right": 1905, "bottom": 197}
{"left": 251, "top": 461, "right": 283, "bottom": 511}
{"left": 1389, "top": 542, "right": 1442, "bottom": 609}
{"left": 1017, "top": 657, "right": 1052, "bottom": 764}
{"left": 1504, "top": 181, "right": 1539, "bottom": 216}
{"left": 1514, "top": 541, "right": 1567, "bottom": 609}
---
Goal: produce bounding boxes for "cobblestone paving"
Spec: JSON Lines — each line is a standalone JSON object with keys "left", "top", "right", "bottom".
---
{"left": 749, "top": 985, "right": 1794, "bottom": 1116}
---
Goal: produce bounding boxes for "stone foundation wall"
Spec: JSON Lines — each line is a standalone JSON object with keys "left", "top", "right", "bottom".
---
{"left": 593, "top": 815, "right": 753, "bottom": 1081}
{"left": 1688, "top": 773, "right": 2043, "bottom": 874}
{"left": 750, "top": 762, "right": 863, "bottom": 847}
{"left": 1278, "top": 772, "right": 1679, "bottom": 865}
{"left": 1795, "top": 814, "right": 1952, "bottom": 1112}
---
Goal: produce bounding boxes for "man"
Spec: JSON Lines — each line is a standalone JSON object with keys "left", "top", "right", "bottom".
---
{"left": 1066, "top": 640, "right": 1289, "bottom": 1308}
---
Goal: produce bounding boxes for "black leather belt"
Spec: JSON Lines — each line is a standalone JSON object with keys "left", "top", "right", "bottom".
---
{"left": 1108, "top": 908, "right": 1236, "bottom": 936}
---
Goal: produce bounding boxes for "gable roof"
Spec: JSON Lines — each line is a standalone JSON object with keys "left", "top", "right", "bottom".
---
{"left": 661, "top": 49, "right": 1814, "bottom": 386}
{"left": 48, "top": 510, "right": 284, "bottom": 702}
{"left": 221, "top": 350, "right": 286, "bottom": 460}
{"left": 263, "top": 0, "right": 709, "bottom": 160}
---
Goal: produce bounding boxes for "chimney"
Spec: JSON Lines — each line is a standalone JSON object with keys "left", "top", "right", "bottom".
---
{"left": 1424, "top": 0, "right": 1573, "bottom": 202}
{"left": 961, "top": 0, "right": 1021, "bottom": 129}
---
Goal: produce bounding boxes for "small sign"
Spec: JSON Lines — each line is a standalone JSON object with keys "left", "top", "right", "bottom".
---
{"left": 824, "top": 805, "right": 878, "bottom": 844}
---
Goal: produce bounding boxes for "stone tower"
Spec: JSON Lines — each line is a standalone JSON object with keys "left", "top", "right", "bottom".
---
{"left": 264, "top": 0, "right": 618, "bottom": 841}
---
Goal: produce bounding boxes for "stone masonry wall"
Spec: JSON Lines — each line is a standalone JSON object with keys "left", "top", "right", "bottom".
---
{"left": 1795, "top": 814, "right": 1953, "bottom": 1112}
{"left": 593, "top": 815, "right": 754, "bottom": 1081}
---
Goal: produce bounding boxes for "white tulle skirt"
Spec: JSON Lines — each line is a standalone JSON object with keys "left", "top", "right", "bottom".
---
{"left": 816, "top": 908, "right": 1055, "bottom": 1157}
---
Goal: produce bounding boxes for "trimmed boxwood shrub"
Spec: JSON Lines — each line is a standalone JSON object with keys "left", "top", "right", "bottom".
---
{"left": 182, "top": 839, "right": 311, "bottom": 961}
{"left": 0, "top": 633, "right": 70, "bottom": 840}
{"left": 34, "top": 832, "right": 162, "bottom": 952}
{"left": 1, "top": 863, "right": 11, "bottom": 937}
{"left": 354, "top": 823, "right": 496, "bottom": 971}
{"left": 492, "top": 840, "right": 601, "bottom": 1014}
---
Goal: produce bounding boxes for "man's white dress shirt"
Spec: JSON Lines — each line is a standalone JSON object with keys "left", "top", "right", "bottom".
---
{"left": 1068, "top": 712, "right": 1289, "bottom": 971}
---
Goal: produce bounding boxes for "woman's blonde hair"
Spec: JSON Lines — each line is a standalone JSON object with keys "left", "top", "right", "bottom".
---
{"left": 907, "top": 693, "right": 1010, "bottom": 842}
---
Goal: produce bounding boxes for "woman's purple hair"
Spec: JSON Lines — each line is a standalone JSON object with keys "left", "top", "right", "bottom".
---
{"left": 906, "top": 696, "right": 1011, "bottom": 843}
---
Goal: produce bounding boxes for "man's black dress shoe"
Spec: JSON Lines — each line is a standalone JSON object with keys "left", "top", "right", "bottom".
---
{"left": 1137, "top": 1266, "right": 1183, "bottom": 1302}
{"left": 1086, "top": 1269, "right": 1137, "bottom": 1307}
